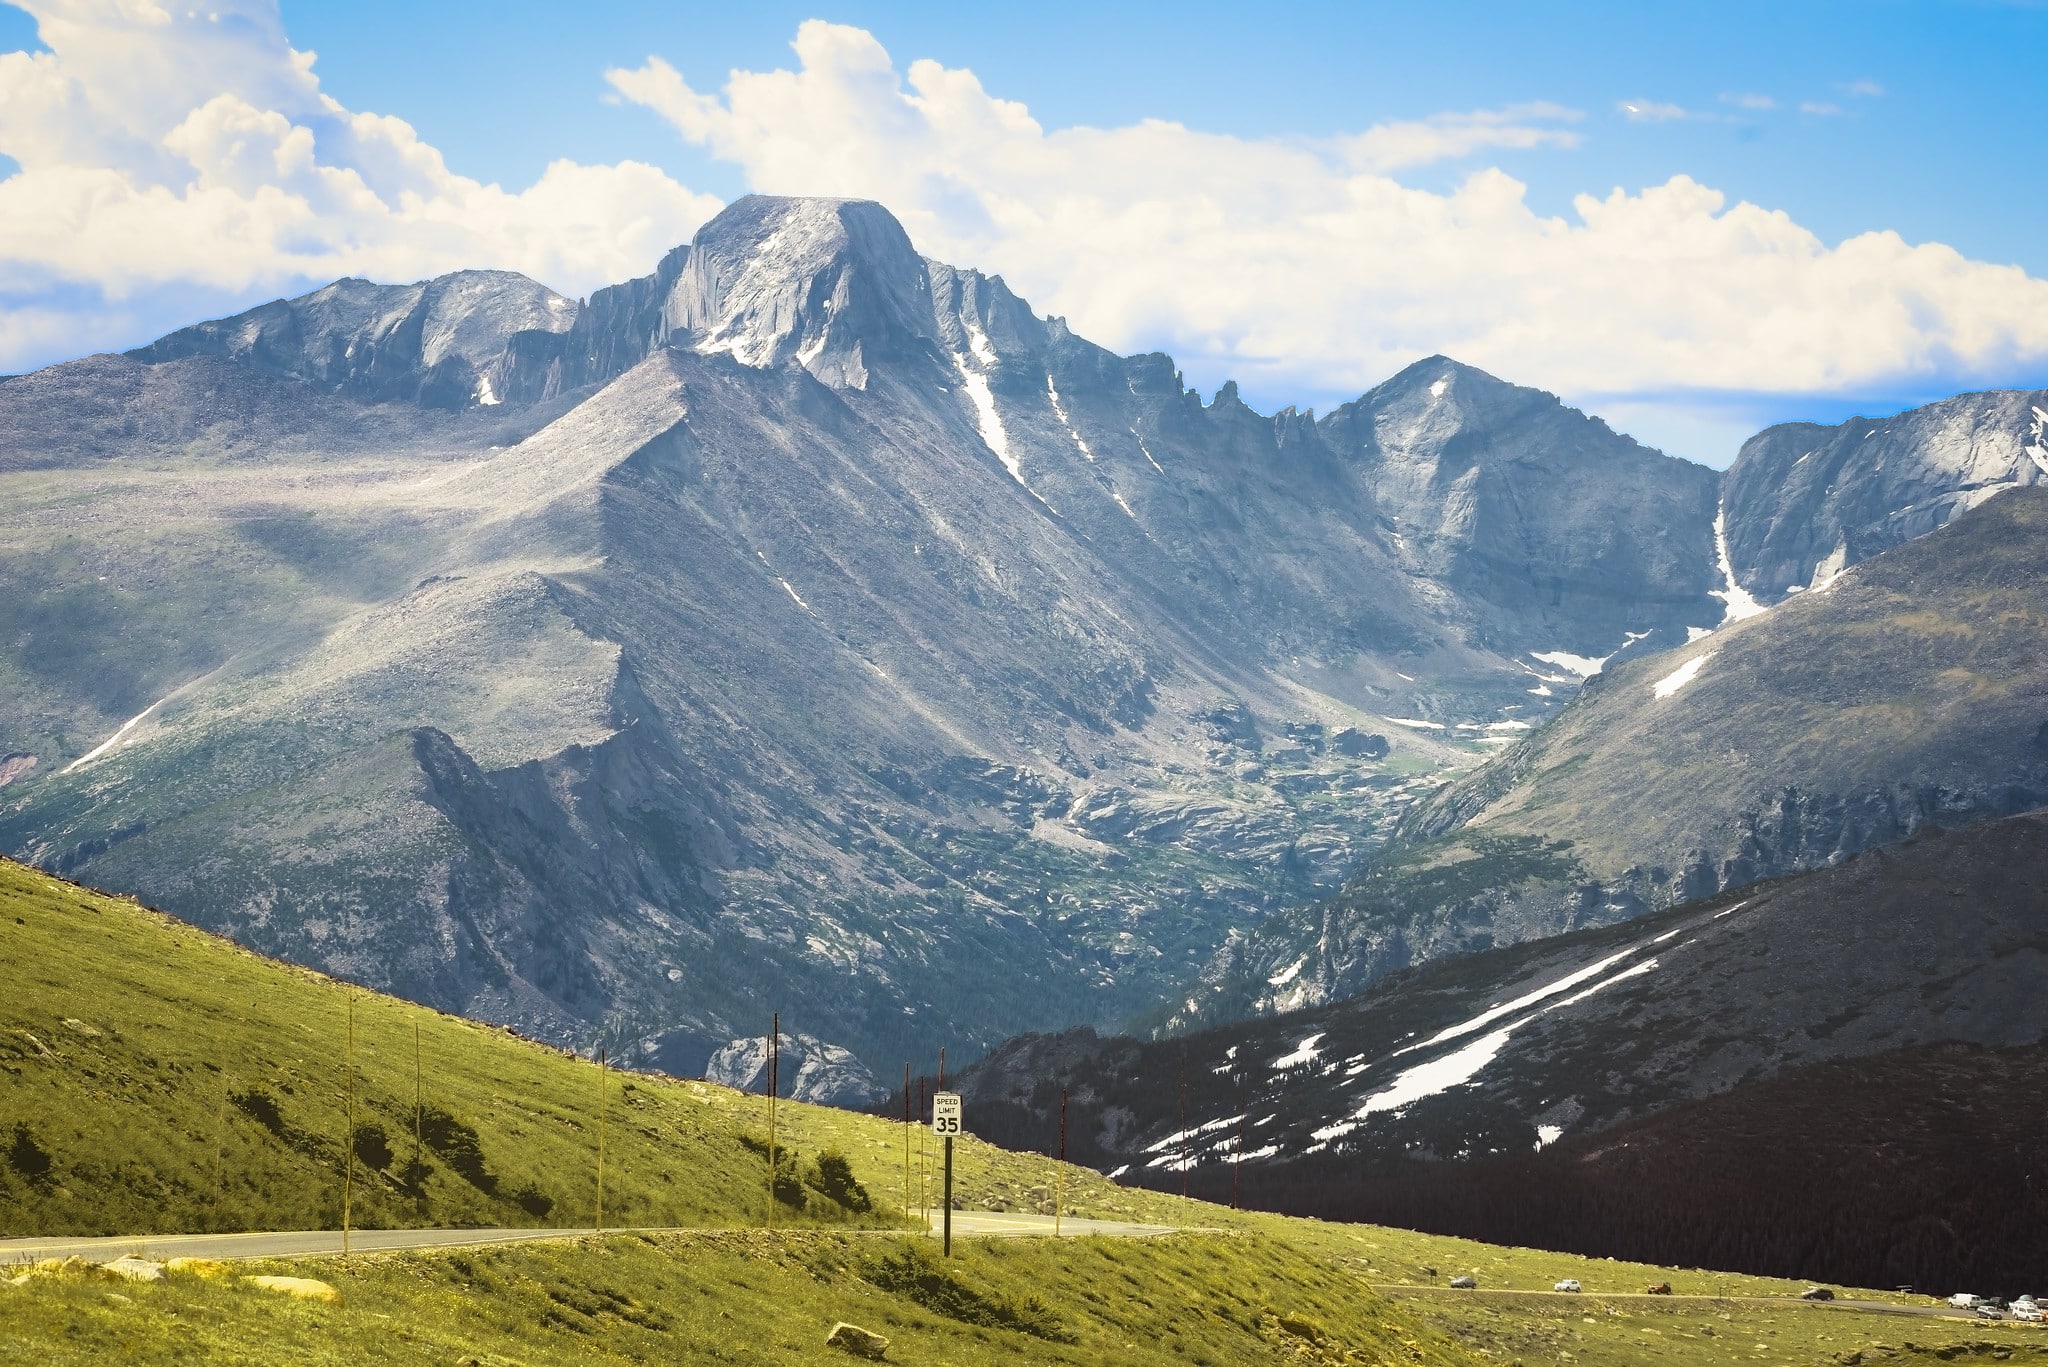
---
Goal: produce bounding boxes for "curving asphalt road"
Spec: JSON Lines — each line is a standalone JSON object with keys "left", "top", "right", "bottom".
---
{"left": 1376, "top": 1284, "right": 2026, "bottom": 1323}
{"left": 0, "top": 1211, "right": 1177, "bottom": 1266}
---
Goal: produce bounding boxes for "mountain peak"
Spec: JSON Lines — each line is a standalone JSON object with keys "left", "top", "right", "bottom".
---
{"left": 666, "top": 195, "right": 940, "bottom": 388}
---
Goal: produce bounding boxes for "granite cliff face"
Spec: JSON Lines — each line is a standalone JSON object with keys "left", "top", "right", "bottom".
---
{"left": 1722, "top": 388, "right": 2048, "bottom": 600}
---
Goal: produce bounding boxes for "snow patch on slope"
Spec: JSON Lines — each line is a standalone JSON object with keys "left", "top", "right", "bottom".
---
{"left": 62, "top": 697, "right": 169, "bottom": 772}
{"left": 1272, "top": 1033, "right": 1324, "bottom": 1070}
{"left": 1046, "top": 376, "right": 1095, "bottom": 461}
{"left": 1710, "top": 502, "right": 1767, "bottom": 624}
{"left": 2026, "top": 406, "right": 2048, "bottom": 476}
{"left": 1346, "top": 956, "right": 1662, "bottom": 1121}
{"left": 1652, "top": 652, "right": 1715, "bottom": 700}
{"left": 1393, "top": 948, "right": 1641, "bottom": 1056}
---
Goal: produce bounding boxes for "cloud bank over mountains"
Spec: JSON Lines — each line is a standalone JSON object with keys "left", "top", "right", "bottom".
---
{"left": 3, "top": 3, "right": 2045, "bottom": 455}
{"left": 0, "top": 1, "right": 717, "bottom": 360}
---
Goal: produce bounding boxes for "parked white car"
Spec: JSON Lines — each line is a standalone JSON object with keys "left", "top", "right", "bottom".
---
{"left": 1554, "top": 1279, "right": 1582, "bottom": 1293}
{"left": 2014, "top": 1305, "right": 2043, "bottom": 1323}
{"left": 1949, "top": 1293, "right": 1980, "bottom": 1309}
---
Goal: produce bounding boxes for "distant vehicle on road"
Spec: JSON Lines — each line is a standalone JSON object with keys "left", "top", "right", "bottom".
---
{"left": 1949, "top": 1293, "right": 1981, "bottom": 1309}
{"left": 1976, "top": 1306, "right": 2005, "bottom": 1320}
{"left": 1449, "top": 1275, "right": 1477, "bottom": 1289}
{"left": 1800, "top": 1288, "right": 1835, "bottom": 1301}
{"left": 1554, "top": 1279, "right": 1582, "bottom": 1293}
{"left": 1645, "top": 1282, "right": 1672, "bottom": 1295}
{"left": 2014, "top": 1305, "right": 2043, "bottom": 1323}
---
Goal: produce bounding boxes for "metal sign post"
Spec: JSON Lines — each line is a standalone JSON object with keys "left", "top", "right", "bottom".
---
{"left": 932, "top": 1090, "right": 962, "bottom": 1256}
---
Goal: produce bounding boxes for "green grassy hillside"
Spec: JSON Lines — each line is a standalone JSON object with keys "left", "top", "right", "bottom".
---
{"left": 9, "top": 859, "right": 2041, "bottom": 1364}
{"left": 0, "top": 855, "right": 1170, "bottom": 1238}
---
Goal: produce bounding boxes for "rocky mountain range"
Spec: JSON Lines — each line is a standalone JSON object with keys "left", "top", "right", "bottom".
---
{"left": 1, "top": 193, "right": 2042, "bottom": 1087}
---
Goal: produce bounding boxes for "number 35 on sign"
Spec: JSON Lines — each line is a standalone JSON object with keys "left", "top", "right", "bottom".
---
{"left": 932, "top": 1092, "right": 962, "bottom": 1135}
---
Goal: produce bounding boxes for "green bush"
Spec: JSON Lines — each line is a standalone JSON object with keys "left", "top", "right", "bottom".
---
{"left": 351, "top": 1122, "right": 393, "bottom": 1171}
{"left": 419, "top": 1108, "right": 497, "bottom": 1195}
{"left": 7, "top": 1122, "right": 52, "bottom": 1181}
{"left": 811, "top": 1149, "right": 872, "bottom": 1213}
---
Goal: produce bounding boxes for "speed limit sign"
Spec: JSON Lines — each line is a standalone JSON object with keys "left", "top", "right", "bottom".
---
{"left": 932, "top": 1091, "right": 962, "bottom": 1135}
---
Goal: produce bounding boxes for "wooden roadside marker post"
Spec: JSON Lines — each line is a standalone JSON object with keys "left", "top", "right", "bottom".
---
{"left": 902, "top": 1063, "right": 912, "bottom": 1231}
{"left": 215, "top": 1070, "right": 228, "bottom": 1213}
{"left": 1055, "top": 1086, "right": 1067, "bottom": 1237}
{"left": 595, "top": 1046, "right": 608, "bottom": 1232}
{"left": 1234, "top": 1078, "right": 1245, "bottom": 1211}
{"left": 1177, "top": 1046, "right": 1189, "bottom": 1227}
{"left": 343, "top": 988, "right": 355, "bottom": 1258}
{"left": 412, "top": 1023, "right": 423, "bottom": 1214}
{"left": 765, "top": 1014, "right": 779, "bottom": 1231}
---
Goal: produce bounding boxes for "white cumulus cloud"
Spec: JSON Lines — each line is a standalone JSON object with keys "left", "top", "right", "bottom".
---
{"left": 0, "top": 0, "right": 720, "bottom": 364}
{"left": 610, "top": 21, "right": 2048, "bottom": 418}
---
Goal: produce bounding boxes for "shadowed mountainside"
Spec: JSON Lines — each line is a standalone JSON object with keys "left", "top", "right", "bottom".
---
{"left": 938, "top": 804, "right": 2048, "bottom": 1220}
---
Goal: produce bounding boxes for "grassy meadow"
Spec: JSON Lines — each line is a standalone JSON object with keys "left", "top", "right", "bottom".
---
{"left": 8, "top": 856, "right": 2048, "bottom": 1363}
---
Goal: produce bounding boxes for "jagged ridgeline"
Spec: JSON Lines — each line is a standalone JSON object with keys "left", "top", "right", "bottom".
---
{"left": 0, "top": 857, "right": 1158, "bottom": 1238}
{"left": 1, "top": 193, "right": 2043, "bottom": 1082}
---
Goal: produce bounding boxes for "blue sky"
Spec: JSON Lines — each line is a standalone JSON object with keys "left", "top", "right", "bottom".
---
{"left": 2, "top": 1, "right": 2044, "bottom": 464}
{"left": 270, "top": 1, "right": 2044, "bottom": 274}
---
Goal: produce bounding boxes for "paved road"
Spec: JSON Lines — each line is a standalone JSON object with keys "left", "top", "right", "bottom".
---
{"left": 1377, "top": 1285, "right": 2012, "bottom": 1322}
{"left": 931, "top": 1211, "right": 1178, "bottom": 1240}
{"left": 0, "top": 1211, "right": 1177, "bottom": 1266}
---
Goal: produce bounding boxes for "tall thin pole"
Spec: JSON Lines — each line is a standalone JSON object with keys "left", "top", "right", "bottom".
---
{"left": 215, "top": 1072, "right": 228, "bottom": 1214}
{"left": 1055, "top": 1087, "right": 1067, "bottom": 1237}
{"left": 412, "top": 1023, "right": 423, "bottom": 1210}
{"left": 917, "top": 1077, "right": 928, "bottom": 1223}
{"left": 595, "top": 1046, "right": 608, "bottom": 1232}
{"left": 938, "top": 1047, "right": 950, "bottom": 1257}
{"left": 902, "top": 1063, "right": 912, "bottom": 1230}
{"left": 765, "top": 1013, "right": 779, "bottom": 1231}
{"left": 1177, "top": 1045, "right": 1189, "bottom": 1223}
{"left": 343, "top": 989, "right": 355, "bottom": 1257}
{"left": 1234, "top": 1076, "right": 1245, "bottom": 1212}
